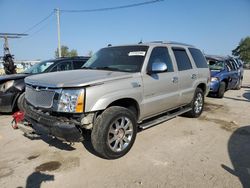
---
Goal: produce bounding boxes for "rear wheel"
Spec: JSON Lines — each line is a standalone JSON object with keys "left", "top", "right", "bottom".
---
{"left": 91, "top": 106, "right": 137, "bottom": 159}
{"left": 235, "top": 78, "right": 242, "bottom": 90}
{"left": 217, "top": 81, "right": 226, "bottom": 98}
{"left": 184, "top": 88, "right": 204, "bottom": 118}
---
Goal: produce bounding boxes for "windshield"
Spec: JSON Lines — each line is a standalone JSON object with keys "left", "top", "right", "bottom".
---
{"left": 208, "top": 60, "right": 225, "bottom": 71}
{"left": 23, "top": 60, "right": 55, "bottom": 74}
{"left": 82, "top": 45, "right": 149, "bottom": 72}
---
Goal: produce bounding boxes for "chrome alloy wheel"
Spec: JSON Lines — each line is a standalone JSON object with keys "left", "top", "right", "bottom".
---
{"left": 107, "top": 116, "right": 133, "bottom": 152}
{"left": 194, "top": 93, "right": 203, "bottom": 114}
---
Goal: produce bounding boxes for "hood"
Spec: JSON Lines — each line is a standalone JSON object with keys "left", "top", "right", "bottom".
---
{"left": 210, "top": 69, "right": 225, "bottom": 77}
{"left": 0, "top": 73, "right": 30, "bottom": 83}
{"left": 25, "top": 69, "right": 134, "bottom": 88}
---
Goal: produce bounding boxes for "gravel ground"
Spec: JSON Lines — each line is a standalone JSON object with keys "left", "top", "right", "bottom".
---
{"left": 0, "top": 70, "right": 249, "bottom": 188}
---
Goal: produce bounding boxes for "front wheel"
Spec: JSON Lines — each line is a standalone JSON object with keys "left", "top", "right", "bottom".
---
{"left": 91, "top": 106, "right": 137, "bottom": 159}
{"left": 217, "top": 81, "right": 226, "bottom": 98}
{"left": 184, "top": 88, "right": 204, "bottom": 118}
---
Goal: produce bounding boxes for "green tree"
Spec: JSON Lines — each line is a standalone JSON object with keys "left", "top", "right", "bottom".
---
{"left": 55, "top": 45, "right": 78, "bottom": 58}
{"left": 232, "top": 36, "right": 250, "bottom": 64}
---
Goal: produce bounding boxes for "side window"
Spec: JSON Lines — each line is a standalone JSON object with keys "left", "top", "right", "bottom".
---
{"left": 73, "top": 60, "right": 87, "bottom": 69}
{"left": 51, "top": 61, "right": 73, "bottom": 72}
{"left": 172, "top": 48, "right": 192, "bottom": 71}
{"left": 148, "top": 47, "right": 174, "bottom": 72}
{"left": 188, "top": 48, "right": 208, "bottom": 68}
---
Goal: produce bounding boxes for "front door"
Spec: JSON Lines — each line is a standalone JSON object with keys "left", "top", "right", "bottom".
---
{"left": 142, "top": 47, "right": 179, "bottom": 118}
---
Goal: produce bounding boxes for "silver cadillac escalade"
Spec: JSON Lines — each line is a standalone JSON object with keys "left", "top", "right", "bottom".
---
{"left": 24, "top": 42, "right": 210, "bottom": 159}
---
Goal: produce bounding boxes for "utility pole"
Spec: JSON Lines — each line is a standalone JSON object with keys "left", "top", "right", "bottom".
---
{"left": 56, "top": 8, "right": 62, "bottom": 58}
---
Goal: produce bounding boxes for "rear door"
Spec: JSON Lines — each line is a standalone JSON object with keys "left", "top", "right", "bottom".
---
{"left": 142, "top": 46, "right": 179, "bottom": 118}
{"left": 226, "top": 60, "right": 238, "bottom": 89}
{"left": 171, "top": 47, "right": 196, "bottom": 105}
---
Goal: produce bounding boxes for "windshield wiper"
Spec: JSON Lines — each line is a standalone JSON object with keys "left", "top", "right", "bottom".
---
{"left": 95, "top": 66, "right": 122, "bottom": 71}
{"left": 81, "top": 67, "right": 95, "bottom": 70}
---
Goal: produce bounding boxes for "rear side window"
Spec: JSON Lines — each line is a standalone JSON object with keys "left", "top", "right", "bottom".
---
{"left": 148, "top": 47, "right": 174, "bottom": 72}
{"left": 73, "top": 60, "right": 87, "bottom": 69}
{"left": 189, "top": 48, "right": 208, "bottom": 68}
{"left": 172, "top": 48, "right": 192, "bottom": 71}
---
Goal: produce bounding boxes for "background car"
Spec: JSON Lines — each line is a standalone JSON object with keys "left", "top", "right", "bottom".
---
{"left": 0, "top": 56, "right": 89, "bottom": 113}
{"left": 206, "top": 55, "right": 240, "bottom": 98}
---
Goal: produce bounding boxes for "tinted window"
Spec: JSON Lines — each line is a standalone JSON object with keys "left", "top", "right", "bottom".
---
{"left": 189, "top": 48, "right": 208, "bottom": 68}
{"left": 173, "top": 48, "right": 192, "bottom": 71}
{"left": 148, "top": 47, "right": 174, "bottom": 72}
{"left": 73, "top": 60, "right": 87, "bottom": 69}
{"left": 51, "top": 61, "right": 72, "bottom": 72}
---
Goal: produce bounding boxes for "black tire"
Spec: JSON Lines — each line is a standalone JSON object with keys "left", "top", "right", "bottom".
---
{"left": 91, "top": 106, "right": 137, "bottom": 159}
{"left": 184, "top": 88, "right": 204, "bottom": 118}
{"left": 17, "top": 92, "right": 26, "bottom": 112}
{"left": 235, "top": 78, "right": 242, "bottom": 90}
{"left": 217, "top": 81, "right": 226, "bottom": 98}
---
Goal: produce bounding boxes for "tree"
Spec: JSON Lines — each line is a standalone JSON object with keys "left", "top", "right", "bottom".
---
{"left": 232, "top": 36, "right": 250, "bottom": 64}
{"left": 55, "top": 45, "right": 78, "bottom": 58}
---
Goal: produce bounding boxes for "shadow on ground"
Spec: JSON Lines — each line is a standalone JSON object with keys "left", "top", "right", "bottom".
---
{"left": 24, "top": 171, "right": 54, "bottom": 188}
{"left": 221, "top": 125, "right": 250, "bottom": 188}
{"left": 24, "top": 134, "right": 76, "bottom": 151}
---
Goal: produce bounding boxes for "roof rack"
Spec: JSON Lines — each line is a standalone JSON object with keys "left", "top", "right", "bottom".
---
{"left": 149, "top": 41, "right": 194, "bottom": 47}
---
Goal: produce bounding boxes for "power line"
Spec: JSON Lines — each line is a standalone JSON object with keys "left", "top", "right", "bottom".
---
{"left": 61, "top": 0, "right": 164, "bottom": 13}
{"left": 22, "top": 11, "right": 55, "bottom": 34}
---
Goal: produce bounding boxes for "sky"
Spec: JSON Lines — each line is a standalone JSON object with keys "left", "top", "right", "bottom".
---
{"left": 0, "top": 0, "right": 250, "bottom": 60}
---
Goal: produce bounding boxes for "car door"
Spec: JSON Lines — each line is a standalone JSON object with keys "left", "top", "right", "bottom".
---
{"left": 171, "top": 47, "right": 196, "bottom": 105}
{"left": 226, "top": 60, "right": 238, "bottom": 89}
{"left": 142, "top": 47, "right": 179, "bottom": 118}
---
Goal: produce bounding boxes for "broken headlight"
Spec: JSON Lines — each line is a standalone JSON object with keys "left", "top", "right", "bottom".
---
{"left": 57, "top": 89, "right": 85, "bottom": 113}
{"left": 0, "top": 80, "right": 14, "bottom": 92}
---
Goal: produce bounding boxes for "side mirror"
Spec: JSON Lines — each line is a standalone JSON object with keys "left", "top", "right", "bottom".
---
{"left": 148, "top": 62, "right": 167, "bottom": 74}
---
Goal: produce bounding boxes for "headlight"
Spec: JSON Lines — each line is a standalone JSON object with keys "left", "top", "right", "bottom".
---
{"left": 211, "top": 77, "right": 219, "bottom": 82}
{"left": 57, "top": 89, "right": 85, "bottom": 113}
{"left": 0, "top": 80, "right": 14, "bottom": 92}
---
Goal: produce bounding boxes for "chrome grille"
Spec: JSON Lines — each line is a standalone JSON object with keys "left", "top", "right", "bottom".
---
{"left": 25, "top": 86, "right": 55, "bottom": 108}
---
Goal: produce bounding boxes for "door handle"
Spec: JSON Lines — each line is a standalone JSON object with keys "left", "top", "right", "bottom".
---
{"left": 191, "top": 74, "right": 197, "bottom": 79}
{"left": 172, "top": 76, "right": 178, "bottom": 83}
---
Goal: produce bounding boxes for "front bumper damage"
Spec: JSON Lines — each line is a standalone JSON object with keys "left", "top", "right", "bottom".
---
{"left": 25, "top": 105, "right": 84, "bottom": 142}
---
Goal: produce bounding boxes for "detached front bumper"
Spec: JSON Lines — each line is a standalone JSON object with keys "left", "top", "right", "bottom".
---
{"left": 25, "top": 105, "right": 83, "bottom": 142}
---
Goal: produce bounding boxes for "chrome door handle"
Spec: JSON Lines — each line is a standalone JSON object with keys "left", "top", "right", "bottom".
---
{"left": 172, "top": 76, "right": 178, "bottom": 83}
{"left": 191, "top": 74, "right": 197, "bottom": 79}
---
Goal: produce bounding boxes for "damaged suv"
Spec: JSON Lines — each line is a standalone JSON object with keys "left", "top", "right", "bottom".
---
{"left": 24, "top": 42, "right": 210, "bottom": 159}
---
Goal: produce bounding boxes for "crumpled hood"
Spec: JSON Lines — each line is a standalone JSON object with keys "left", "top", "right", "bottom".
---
{"left": 0, "top": 73, "right": 30, "bottom": 83}
{"left": 25, "top": 69, "right": 133, "bottom": 88}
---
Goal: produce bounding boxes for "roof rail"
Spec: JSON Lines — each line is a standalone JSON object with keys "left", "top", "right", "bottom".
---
{"left": 149, "top": 41, "right": 194, "bottom": 47}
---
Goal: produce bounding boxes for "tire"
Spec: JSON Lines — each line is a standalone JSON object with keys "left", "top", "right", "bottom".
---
{"left": 235, "top": 78, "right": 242, "bottom": 90}
{"left": 184, "top": 88, "right": 204, "bottom": 118}
{"left": 217, "top": 81, "right": 226, "bottom": 98}
{"left": 17, "top": 92, "right": 26, "bottom": 112}
{"left": 91, "top": 106, "right": 137, "bottom": 159}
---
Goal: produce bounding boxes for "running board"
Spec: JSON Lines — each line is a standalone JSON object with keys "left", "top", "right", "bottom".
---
{"left": 139, "top": 107, "right": 192, "bottom": 130}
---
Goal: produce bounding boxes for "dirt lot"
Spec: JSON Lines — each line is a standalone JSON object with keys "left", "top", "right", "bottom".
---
{"left": 0, "top": 71, "right": 250, "bottom": 188}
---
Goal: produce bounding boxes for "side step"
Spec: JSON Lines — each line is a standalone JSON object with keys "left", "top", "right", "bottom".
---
{"left": 139, "top": 107, "right": 192, "bottom": 130}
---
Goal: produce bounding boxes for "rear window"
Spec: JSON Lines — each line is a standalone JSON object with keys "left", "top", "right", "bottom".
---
{"left": 172, "top": 48, "right": 192, "bottom": 71}
{"left": 189, "top": 48, "right": 208, "bottom": 68}
{"left": 73, "top": 60, "right": 87, "bottom": 69}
